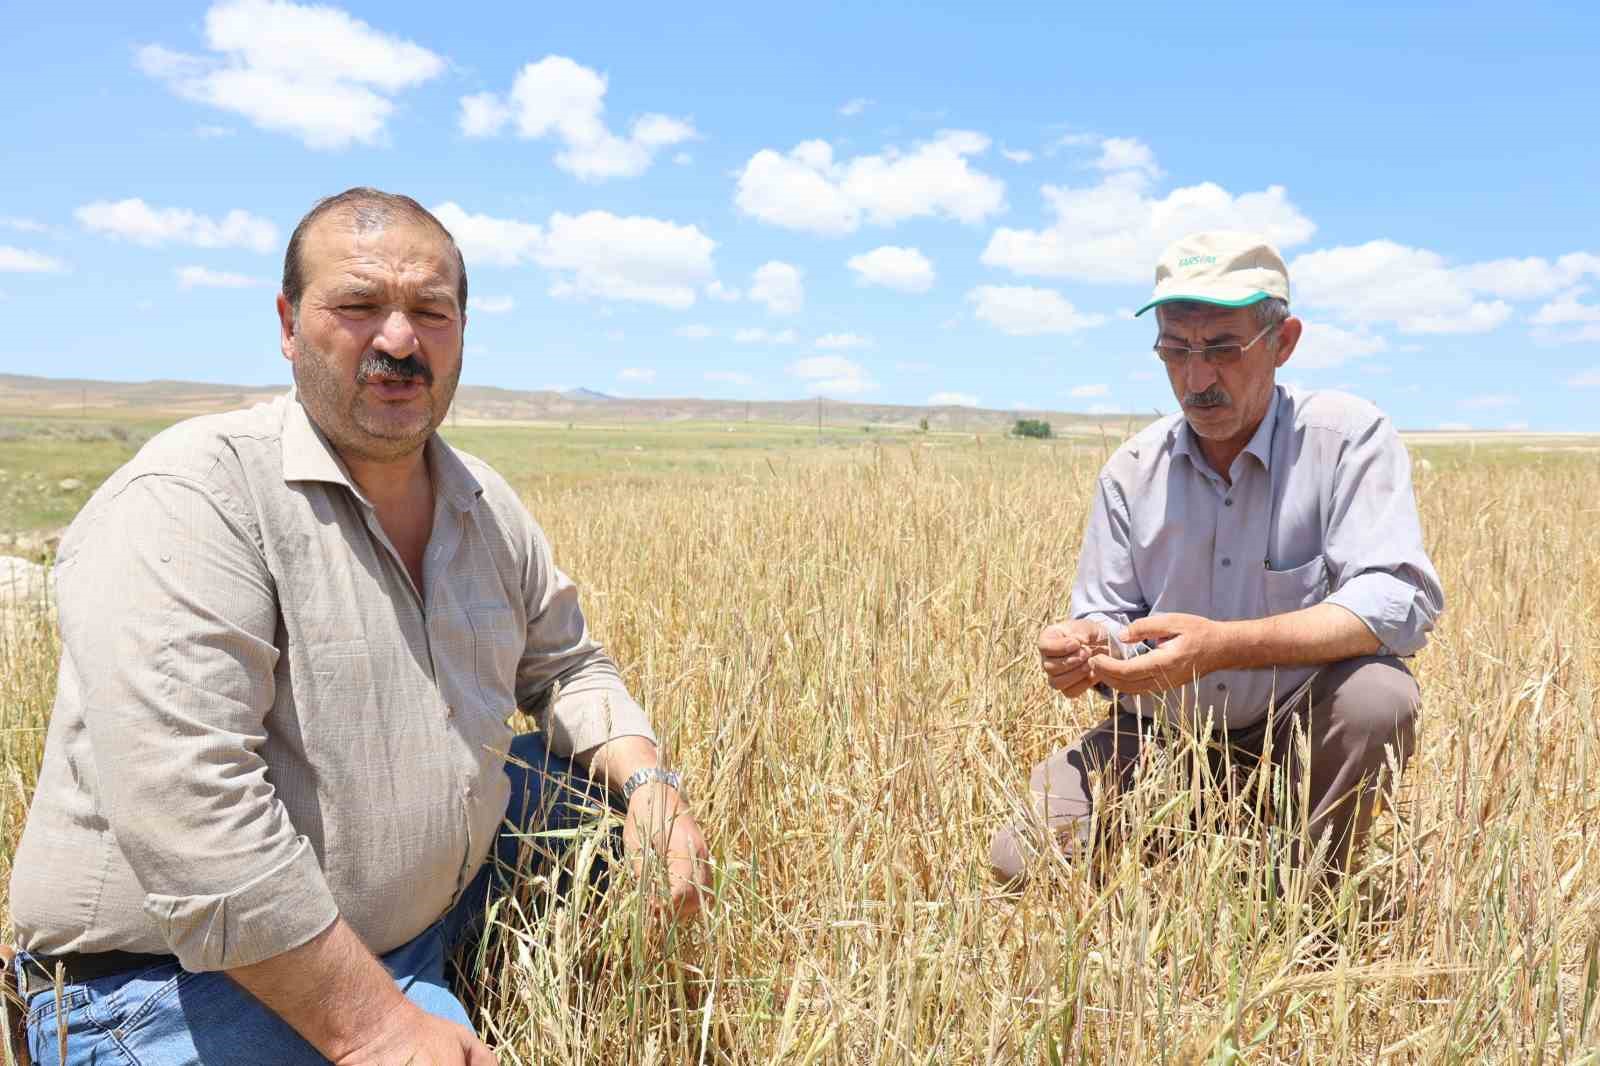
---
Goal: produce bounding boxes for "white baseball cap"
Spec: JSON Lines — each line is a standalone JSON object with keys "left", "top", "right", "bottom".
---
{"left": 1134, "top": 231, "right": 1290, "bottom": 317}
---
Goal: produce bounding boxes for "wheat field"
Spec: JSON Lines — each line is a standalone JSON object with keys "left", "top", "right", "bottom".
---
{"left": 4, "top": 434, "right": 1599, "bottom": 1064}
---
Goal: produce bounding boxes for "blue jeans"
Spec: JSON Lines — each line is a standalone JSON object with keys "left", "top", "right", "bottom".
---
{"left": 15, "top": 733, "right": 618, "bottom": 1065}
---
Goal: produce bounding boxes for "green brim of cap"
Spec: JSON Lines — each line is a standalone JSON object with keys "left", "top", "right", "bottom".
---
{"left": 1134, "top": 291, "right": 1271, "bottom": 317}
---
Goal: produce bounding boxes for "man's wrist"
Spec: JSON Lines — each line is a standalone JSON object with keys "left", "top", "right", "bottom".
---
{"left": 621, "top": 767, "right": 683, "bottom": 806}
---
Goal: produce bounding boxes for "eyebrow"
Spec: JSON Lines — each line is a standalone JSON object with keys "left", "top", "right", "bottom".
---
{"left": 1157, "top": 331, "right": 1244, "bottom": 346}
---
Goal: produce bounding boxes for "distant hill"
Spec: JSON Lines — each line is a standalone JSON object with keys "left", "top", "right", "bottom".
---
{"left": 0, "top": 372, "right": 1154, "bottom": 436}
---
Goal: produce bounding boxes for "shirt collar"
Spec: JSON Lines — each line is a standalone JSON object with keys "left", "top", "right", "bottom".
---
{"left": 1171, "top": 385, "right": 1283, "bottom": 476}
{"left": 280, "top": 390, "right": 483, "bottom": 513}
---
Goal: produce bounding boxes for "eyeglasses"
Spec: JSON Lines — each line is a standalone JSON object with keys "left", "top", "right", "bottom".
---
{"left": 1153, "top": 321, "right": 1278, "bottom": 368}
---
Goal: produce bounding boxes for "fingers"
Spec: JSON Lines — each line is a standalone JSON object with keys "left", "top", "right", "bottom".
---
{"left": 1037, "top": 624, "right": 1082, "bottom": 658}
{"left": 1087, "top": 650, "right": 1180, "bottom": 694}
{"left": 465, "top": 1038, "right": 500, "bottom": 1066}
{"left": 1120, "top": 613, "right": 1195, "bottom": 645}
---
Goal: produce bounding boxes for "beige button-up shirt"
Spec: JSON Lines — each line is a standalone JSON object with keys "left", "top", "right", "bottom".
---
{"left": 9, "top": 393, "right": 653, "bottom": 972}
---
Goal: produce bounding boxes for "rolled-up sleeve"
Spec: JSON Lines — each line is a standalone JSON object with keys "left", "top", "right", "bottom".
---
{"left": 1069, "top": 474, "right": 1150, "bottom": 656}
{"left": 515, "top": 519, "right": 655, "bottom": 757}
{"left": 1321, "top": 418, "right": 1444, "bottom": 656}
{"left": 69, "top": 474, "right": 339, "bottom": 972}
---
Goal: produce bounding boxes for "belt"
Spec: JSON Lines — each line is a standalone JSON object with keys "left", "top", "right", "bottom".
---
{"left": 16, "top": 951, "right": 179, "bottom": 1000}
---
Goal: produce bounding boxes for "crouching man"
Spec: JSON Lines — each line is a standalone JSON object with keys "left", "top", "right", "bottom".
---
{"left": 7, "top": 188, "right": 711, "bottom": 1065}
{"left": 990, "top": 231, "right": 1443, "bottom": 889}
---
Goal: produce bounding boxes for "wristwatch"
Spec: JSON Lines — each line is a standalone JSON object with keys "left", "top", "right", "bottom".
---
{"left": 620, "top": 767, "right": 684, "bottom": 805}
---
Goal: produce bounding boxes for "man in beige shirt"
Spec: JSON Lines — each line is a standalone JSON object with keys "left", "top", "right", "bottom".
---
{"left": 7, "top": 187, "right": 710, "bottom": 1065}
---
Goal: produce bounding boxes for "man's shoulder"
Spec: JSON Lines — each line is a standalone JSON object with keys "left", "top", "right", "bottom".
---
{"left": 448, "top": 446, "right": 543, "bottom": 538}
{"left": 94, "top": 395, "right": 288, "bottom": 501}
{"left": 1099, "top": 412, "right": 1186, "bottom": 485}
{"left": 1282, "top": 386, "right": 1392, "bottom": 441}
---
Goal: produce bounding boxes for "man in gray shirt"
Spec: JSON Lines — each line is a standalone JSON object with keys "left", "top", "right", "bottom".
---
{"left": 990, "top": 231, "right": 1443, "bottom": 890}
{"left": 8, "top": 188, "right": 710, "bottom": 1065}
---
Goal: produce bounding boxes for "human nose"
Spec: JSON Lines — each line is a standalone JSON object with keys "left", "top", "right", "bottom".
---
{"left": 1181, "top": 351, "right": 1219, "bottom": 391}
{"left": 371, "top": 310, "right": 420, "bottom": 359}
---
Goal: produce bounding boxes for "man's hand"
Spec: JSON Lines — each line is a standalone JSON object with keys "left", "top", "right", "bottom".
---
{"left": 624, "top": 783, "right": 712, "bottom": 920}
{"left": 231, "top": 918, "right": 496, "bottom": 1066}
{"left": 1038, "top": 620, "right": 1111, "bottom": 698}
{"left": 331, "top": 1000, "right": 496, "bottom": 1066}
{"left": 1087, "top": 613, "right": 1228, "bottom": 694}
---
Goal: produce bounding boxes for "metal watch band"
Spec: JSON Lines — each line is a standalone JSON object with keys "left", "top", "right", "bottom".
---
{"left": 620, "top": 767, "right": 683, "bottom": 804}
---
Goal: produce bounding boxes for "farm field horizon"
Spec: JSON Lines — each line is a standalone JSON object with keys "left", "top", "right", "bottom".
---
{"left": 4, "top": 406, "right": 1598, "bottom": 1063}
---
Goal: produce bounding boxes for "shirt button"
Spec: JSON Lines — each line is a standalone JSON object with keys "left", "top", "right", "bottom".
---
{"left": 1224, "top": 498, "right": 1234, "bottom": 507}
{"left": 1221, "top": 557, "right": 1232, "bottom": 567}
{"left": 1217, "top": 682, "right": 1228, "bottom": 691}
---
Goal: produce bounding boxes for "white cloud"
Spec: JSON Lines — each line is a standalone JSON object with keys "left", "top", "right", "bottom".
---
{"left": 929, "top": 391, "right": 978, "bottom": 406}
{"left": 1460, "top": 393, "right": 1518, "bottom": 411}
{"left": 1503, "top": 421, "right": 1530, "bottom": 431}
{"left": 966, "top": 285, "right": 1107, "bottom": 336}
{"left": 1531, "top": 287, "right": 1600, "bottom": 326}
{"left": 177, "top": 265, "right": 261, "bottom": 288}
{"left": 1092, "top": 137, "right": 1162, "bottom": 179}
{"left": 432, "top": 203, "right": 715, "bottom": 310}
{"left": 0, "top": 246, "right": 67, "bottom": 273}
{"left": 459, "top": 56, "right": 696, "bottom": 181}
{"left": 1290, "top": 321, "right": 1390, "bottom": 370}
{"left": 543, "top": 212, "right": 715, "bottom": 309}
{"left": 788, "top": 355, "right": 876, "bottom": 395}
{"left": 846, "top": 245, "right": 935, "bottom": 293}
{"left": 469, "top": 295, "right": 515, "bottom": 314}
{"left": 982, "top": 137, "right": 1315, "bottom": 284}
{"left": 705, "top": 280, "right": 740, "bottom": 302}
{"left": 618, "top": 367, "right": 656, "bottom": 382}
{"left": 0, "top": 217, "right": 50, "bottom": 234}
{"left": 1087, "top": 403, "right": 1125, "bottom": 416}
{"left": 1436, "top": 422, "right": 1473, "bottom": 431}
{"left": 1455, "top": 253, "right": 1600, "bottom": 300}
{"left": 431, "top": 202, "right": 546, "bottom": 268}
{"left": 76, "top": 198, "right": 277, "bottom": 252}
{"left": 1567, "top": 368, "right": 1600, "bottom": 387}
{"left": 733, "top": 327, "right": 797, "bottom": 345}
{"left": 1068, "top": 383, "right": 1109, "bottom": 398}
{"left": 750, "top": 261, "right": 804, "bottom": 315}
{"left": 1292, "top": 240, "right": 1518, "bottom": 335}
{"left": 195, "top": 124, "right": 235, "bottom": 138}
{"left": 137, "top": 0, "right": 445, "bottom": 150}
{"left": 838, "top": 98, "right": 870, "bottom": 117}
{"left": 705, "top": 370, "right": 754, "bottom": 386}
{"left": 605, "top": 329, "right": 624, "bottom": 341}
{"left": 675, "top": 324, "right": 715, "bottom": 339}
{"left": 895, "top": 360, "right": 933, "bottom": 372}
{"left": 673, "top": 152, "right": 692, "bottom": 166}
{"left": 814, "top": 333, "right": 871, "bottom": 350}
{"left": 1000, "top": 147, "right": 1033, "bottom": 164}
{"left": 735, "top": 130, "right": 1006, "bottom": 236}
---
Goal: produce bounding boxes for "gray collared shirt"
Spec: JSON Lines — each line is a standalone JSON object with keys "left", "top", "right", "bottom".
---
{"left": 9, "top": 393, "right": 653, "bottom": 971}
{"left": 1070, "top": 385, "right": 1444, "bottom": 728}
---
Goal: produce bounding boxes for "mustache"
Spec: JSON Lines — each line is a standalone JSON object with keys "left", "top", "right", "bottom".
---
{"left": 357, "top": 351, "right": 432, "bottom": 386}
{"left": 1183, "top": 386, "right": 1229, "bottom": 408}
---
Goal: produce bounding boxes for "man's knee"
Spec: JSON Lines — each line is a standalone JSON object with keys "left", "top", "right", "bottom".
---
{"left": 1322, "top": 656, "right": 1420, "bottom": 763}
{"left": 988, "top": 824, "right": 1030, "bottom": 888}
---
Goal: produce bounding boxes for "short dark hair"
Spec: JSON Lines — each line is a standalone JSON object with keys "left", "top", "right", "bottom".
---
{"left": 281, "top": 187, "right": 468, "bottom": 312}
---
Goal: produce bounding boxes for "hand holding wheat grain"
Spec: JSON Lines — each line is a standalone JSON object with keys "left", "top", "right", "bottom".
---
{"left": 1038, "top": 620, "right": 1110, "bottom": 697}
{"left": 1087, "top": 613, "right": 1226, "bottom": 694}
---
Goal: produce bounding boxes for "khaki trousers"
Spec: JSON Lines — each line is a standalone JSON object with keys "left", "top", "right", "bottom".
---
{"left": 989, "top": 655, "right": 1420, "bottom": 886}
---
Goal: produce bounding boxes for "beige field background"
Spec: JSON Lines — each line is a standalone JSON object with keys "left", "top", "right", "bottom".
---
{"left": 4, "top": 418, "right": 1599, "bottom": 1064}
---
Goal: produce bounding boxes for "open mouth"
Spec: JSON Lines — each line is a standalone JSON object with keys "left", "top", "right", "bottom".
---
{"left": 364, "top": 376, "right": 426, "bottom": 400}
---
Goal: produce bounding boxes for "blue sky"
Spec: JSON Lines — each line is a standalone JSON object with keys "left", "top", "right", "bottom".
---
{"left": 3, "top": 1, "right": 1598, "bottom": 429}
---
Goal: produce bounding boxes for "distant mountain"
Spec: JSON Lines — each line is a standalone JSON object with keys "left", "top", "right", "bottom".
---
{"left": 0, "top": 372, "right": 1152, "bottom": 436}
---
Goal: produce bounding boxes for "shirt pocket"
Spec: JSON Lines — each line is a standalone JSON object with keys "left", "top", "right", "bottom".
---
{"left": 1263, "top": 554, "right": 1331, "bottom": 616}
